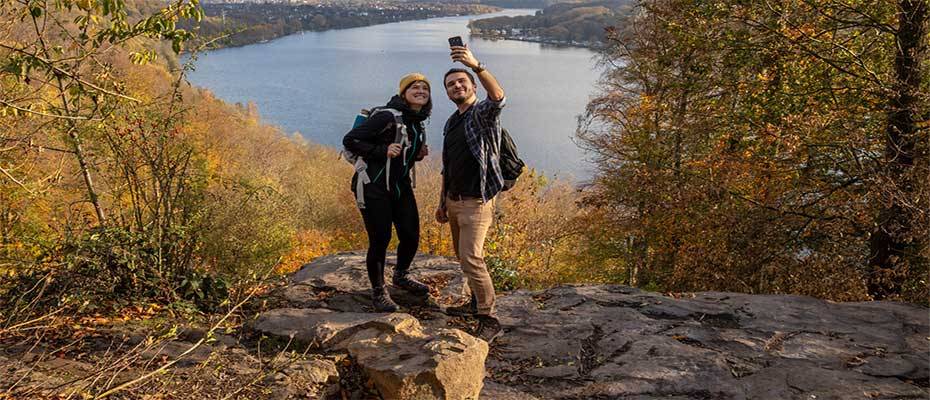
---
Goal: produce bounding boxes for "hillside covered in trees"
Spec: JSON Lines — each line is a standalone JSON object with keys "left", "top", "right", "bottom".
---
{"left": 578, "top": 0, "right": 928, "bottom": 301}
{"left": 191, "top": 2, "right": 498, "bottom": 48}
{"left": 468, "top": 0, "right": 633, "bottom": 46}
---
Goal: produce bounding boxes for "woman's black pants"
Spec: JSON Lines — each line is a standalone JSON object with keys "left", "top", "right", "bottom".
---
{"left": 359, "top": 184, "right": 420, "bottom": 289}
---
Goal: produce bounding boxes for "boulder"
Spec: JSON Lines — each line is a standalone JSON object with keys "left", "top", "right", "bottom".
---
{"left": 346, "top": 318, "right": 488, "bottom": 400}
{"left": 255, "top": 310, "right": 488, "bottom": 399}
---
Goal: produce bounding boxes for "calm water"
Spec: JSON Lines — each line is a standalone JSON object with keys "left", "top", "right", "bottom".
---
{"left": 187, "top": 9, "right": 601, "bottom": 179}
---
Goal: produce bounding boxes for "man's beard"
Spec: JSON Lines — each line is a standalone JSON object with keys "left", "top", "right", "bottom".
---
{"left": 450, "top": 91, "right": 473, "bottom": 105}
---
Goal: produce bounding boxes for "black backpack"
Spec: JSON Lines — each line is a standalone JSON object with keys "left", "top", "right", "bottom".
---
{"left": 499, "top": 128, "right": 525, "bottom": 191}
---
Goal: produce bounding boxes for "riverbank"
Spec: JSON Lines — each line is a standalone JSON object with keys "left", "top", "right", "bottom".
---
{"left": 469, "top": 33, "right": 600, "bottom": 49}
{"left": 189, "top": 3, "right": 499, "bottom": 50}
{"left": 466, "top": 0, "right": 632, "bottom": 50}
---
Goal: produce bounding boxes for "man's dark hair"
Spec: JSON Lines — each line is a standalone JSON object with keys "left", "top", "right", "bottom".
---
{"left": 444, "top": 68, "right": 476, "bottom": 86}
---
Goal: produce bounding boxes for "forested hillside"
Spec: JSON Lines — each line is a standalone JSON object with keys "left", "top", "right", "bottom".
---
{"left": 469, "top": 0, "right": 633, "bottom": 46}
{"left": 190, "top": 2, "right": 497, "bottom": 48}
{"left": 578, "top": 0, "right": 928, "bottom": 302}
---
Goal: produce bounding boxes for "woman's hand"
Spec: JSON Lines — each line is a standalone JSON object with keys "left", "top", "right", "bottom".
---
{"left": 415, "top": 144, "right": 429, "bottom": 160}
{"left": 386, "top": 143, "right": 402, "bottom": 158}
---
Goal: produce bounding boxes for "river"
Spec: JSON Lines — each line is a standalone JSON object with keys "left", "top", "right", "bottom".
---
{"left": 186, "top": 9, "right": 601, "bottom": 179}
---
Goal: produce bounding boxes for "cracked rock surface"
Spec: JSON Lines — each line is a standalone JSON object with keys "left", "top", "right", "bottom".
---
{"left": 256, "top": 252, "right": 929, "bottom": 399}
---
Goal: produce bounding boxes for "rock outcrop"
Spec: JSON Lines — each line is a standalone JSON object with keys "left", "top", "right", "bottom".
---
{"left": 345, "top": 315, "right": 487, "bottom": 400}
{"left": 256, "top": 310, "right": 488, "bottom": 399}
{"left": 253, "top": 252, "right": 929, "bottom": 399}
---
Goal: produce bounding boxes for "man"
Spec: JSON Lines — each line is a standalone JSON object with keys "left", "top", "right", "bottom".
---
{"left": 436, "top": 44, "right": 505, "bottom": 343}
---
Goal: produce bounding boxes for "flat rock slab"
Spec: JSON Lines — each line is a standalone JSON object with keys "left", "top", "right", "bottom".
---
{"left": 489, "top": 285, "right": 929, "bottom": 399}
{"left": 254, "top": 308, "right": 415, "bottom": 348}
{"left": 261, "top": 252, "right": 929, "bottom": 399}
{"left": 289, "top": 252, "right": 468, "bottom": 304}
{"left": 480, "top": 380, "right": 541, "bottom": 399}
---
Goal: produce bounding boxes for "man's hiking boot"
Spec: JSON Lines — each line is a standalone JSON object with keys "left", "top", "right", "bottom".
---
{"left": 445, "top": 294, "right": 478, "bottom": 317}
{"left": 476, "top": 315, "right": 503, "bottom": 344}
{"left": 392, "top": 272, "right": 430, "bottom": 295}
{"left": 371, "top": 286, "right": 399, "bottom": 312}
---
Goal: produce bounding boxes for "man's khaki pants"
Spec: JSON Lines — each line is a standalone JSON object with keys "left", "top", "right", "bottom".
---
{"left": 446, "top": 196, "right": 496, "bottom": 316}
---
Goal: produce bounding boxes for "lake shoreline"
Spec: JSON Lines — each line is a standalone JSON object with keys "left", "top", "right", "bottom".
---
{"left": 469, "top": 33, "right": 601, "bottom": 49}
{"left": 189, "top": 4, "right": 501, "bottom": 51}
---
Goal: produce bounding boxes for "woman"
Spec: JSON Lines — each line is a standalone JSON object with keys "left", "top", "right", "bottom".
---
{"left": 343, "top": 73, "right": 432, "bottom": 312}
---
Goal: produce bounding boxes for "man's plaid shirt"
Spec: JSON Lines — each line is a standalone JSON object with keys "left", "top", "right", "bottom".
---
{"left": 444, "top": 96, "right": 507, "bottom": 202}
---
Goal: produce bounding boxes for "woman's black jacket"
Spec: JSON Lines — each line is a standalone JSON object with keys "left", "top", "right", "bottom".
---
{"left": 343, "top": 95, "right": 430, "bottom": 196}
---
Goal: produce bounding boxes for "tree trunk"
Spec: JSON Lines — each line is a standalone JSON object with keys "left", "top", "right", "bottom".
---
{"left": 867, "top": 0, "right": 928, "bottom": 299}
{"left": 68, "top": 128, "right": 106, "bottom": 225}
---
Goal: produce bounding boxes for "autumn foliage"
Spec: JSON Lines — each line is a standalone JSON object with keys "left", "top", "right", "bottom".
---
{"left": 1, "top": 0, "right": 926, "bottom": 334}
{"left": 579, "top": 0, "right": 928, "bottom": 302}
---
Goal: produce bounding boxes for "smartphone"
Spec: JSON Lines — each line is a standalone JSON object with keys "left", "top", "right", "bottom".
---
{"left": 448, "top": 36, "right": 464, "bottom": 47}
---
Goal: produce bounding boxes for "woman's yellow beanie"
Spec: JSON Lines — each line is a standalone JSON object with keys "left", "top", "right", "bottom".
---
{"left": 399, "top": 72, "right": 430, "bottom": 96}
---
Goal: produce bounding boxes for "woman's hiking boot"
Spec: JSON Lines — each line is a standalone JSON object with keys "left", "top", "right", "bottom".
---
{"left": 371, "top": 286, "right": 399, "bottom": 312}
{"left": 444, "top": 294, "right": 478, "bottom": 316}
{"left": 392, "top": 272, "right": 430, "bottom": 295}
{"left": 476, "top": 315, "right": 503, "bottom": 344}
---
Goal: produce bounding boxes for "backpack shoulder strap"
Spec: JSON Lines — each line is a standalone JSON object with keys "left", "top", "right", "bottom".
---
{"left": 369, "top": 108, "right": 406, "bottom": 141}
{"left": 378, "top": 108, "right": 407, "bottom": 144}
{"left": 368, "top": 107, "right": 407, "bottom": 190}
{"left": 379, "top": 107, "right": 404, "bottom": 129}
{"left": 370, "top": 107, "right": 403, "bottom": 123}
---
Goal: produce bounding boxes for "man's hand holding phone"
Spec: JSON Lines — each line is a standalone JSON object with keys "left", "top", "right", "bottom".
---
{"left": 448, "top": 37, "right": 480, "bottom": 70}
